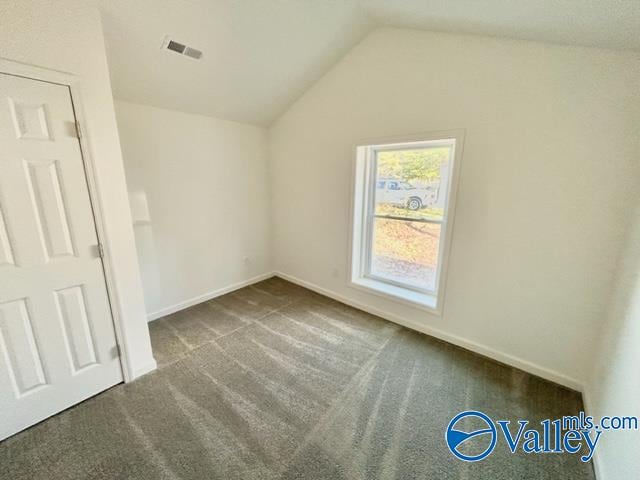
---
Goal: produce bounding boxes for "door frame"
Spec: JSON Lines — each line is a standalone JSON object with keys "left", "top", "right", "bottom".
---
{"left": 0, "top": 58, "right": 134, "bottom": 381}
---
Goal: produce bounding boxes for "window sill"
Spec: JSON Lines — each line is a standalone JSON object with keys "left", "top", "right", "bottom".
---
{"left": 349, "top": 277, "right": 441, "bottom": 315}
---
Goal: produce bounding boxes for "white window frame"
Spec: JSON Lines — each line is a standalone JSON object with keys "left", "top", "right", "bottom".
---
{"left": 349, "top": 131, "right": 464, "bottom": 315}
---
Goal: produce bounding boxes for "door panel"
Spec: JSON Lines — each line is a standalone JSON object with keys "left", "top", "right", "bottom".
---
{"left": 55, "top": 285, "right": 99, "bottom": 373}
{"left": 0, "top": 206, "right": 14, "bottom": 266}
{"left": 0, "top": 298, "right": 47, "bottom": 396}
{"left": 0, "top": 73, "right": 123, "bottom": 440}
{"left": 25, "top": 159, "right": 76, "bottom": 260}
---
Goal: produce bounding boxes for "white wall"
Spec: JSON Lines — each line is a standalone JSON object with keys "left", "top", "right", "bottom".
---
{"left": 114, "top": 101, "right": 271, "bottom": 319}
{"left": 586, "top": 201, "right": 640, "bottom": 479}
{"left": 269, "top": 27, "right": 640, "bottom": 388}
{"left": 0, "top": 0, "right": 155, "bottom": 379}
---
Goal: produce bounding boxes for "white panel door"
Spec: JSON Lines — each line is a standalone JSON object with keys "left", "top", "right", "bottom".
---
{"left": 0, "top": 73, "right": 123, "bottom": 440}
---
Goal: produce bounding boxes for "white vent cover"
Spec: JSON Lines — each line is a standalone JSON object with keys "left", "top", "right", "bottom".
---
{"left": 161, "top": 36, "right": 202, "bottom": 60}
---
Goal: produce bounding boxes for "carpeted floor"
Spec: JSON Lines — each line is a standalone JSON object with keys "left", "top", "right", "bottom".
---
{"left": 0, "top": 277, "right": 595, "bottom": 479}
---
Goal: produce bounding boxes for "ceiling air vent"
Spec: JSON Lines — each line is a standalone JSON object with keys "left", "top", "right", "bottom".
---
{"left": 183, "top": 46, "right": 202, "bottom": 59}
{"left": 162, "top": 36, "right": 202, "bottom": 60}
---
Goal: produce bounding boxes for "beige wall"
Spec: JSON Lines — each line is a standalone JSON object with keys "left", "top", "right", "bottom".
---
{"left": 269, "top": 27, "right": 640, "bottom": 388}
{"left": 114, "top": 101, "right": 272, "bottom": 318}
{"left": 0, "top": 0, "right": 155, "bottom": 379}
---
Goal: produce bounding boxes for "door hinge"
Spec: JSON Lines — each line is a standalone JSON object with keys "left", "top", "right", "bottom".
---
{"left": 112, "top": 343, "right": 121, "bottom": 359}
{"left": 75, "top": 120, "right": 82, "bottom": 139}
{"left": 92, "top": 243, "right": 105, "bottom": 258}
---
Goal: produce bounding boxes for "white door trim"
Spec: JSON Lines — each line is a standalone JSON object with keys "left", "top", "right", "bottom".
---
{"left": 0, "top": 57, "right": 136, "bottom": 382}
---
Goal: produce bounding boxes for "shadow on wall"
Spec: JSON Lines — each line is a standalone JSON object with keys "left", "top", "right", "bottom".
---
{"left": 129, "top": 190, "right": 161, "bottom": 314}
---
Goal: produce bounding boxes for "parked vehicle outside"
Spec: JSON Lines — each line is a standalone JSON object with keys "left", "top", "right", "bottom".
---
{"left": 376, "top": 177, "right": 438, "bottom": 210}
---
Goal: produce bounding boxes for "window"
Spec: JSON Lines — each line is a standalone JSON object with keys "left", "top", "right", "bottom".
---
{"left": 350, "top": 132, "right": 463, "bottom": 313}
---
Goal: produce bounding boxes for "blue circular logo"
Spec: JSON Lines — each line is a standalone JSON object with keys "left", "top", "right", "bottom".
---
{"left": 446, "top": 410, "right": 497, "bottom": 462}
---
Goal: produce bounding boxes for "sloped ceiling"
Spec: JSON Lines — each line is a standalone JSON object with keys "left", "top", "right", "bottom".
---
{"left": 99, "top": 0, "right": 640, "bottom": 126}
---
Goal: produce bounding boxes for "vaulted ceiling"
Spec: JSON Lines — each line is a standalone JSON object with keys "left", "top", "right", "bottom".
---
{"left": 99, "top": 0, "right": 640, "bottom": 126}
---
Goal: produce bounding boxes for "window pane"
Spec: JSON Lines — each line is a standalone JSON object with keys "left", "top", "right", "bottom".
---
{"left": 370, "top": 218, "right": 441, "bottom": 292}
{"left": 374, "top": 147, "right": 452, "bottom": 221}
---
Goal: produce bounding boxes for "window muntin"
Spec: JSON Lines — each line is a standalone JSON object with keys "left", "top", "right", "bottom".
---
{"left": 352, "top": 136, "right": 459, "bottom": 309}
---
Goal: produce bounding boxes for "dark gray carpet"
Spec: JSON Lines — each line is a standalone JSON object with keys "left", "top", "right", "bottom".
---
{"left": 0, "top": 277, "right": 595, "bottom": 479}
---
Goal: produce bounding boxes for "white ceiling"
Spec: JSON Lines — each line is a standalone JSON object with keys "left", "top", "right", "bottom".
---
{"left": 99, "top": 0, "right": 640, "bottom": 126}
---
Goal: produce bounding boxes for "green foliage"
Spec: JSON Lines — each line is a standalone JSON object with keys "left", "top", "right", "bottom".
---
{"left": 377, "top": 148, "right": 449, "bottom": 182}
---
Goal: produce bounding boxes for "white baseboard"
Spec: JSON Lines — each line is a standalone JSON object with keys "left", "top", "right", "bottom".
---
{"left": 130, "top": 359, "right": 158, "bottom": 380}
{"left": 145, "top": 268, "right": 584, "bottom": 391}
{"left": 274, "top": 270, "right": 584, "bottom": 392}
{"left": 146, "top": 272, "right": 275, "bottom": 321}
